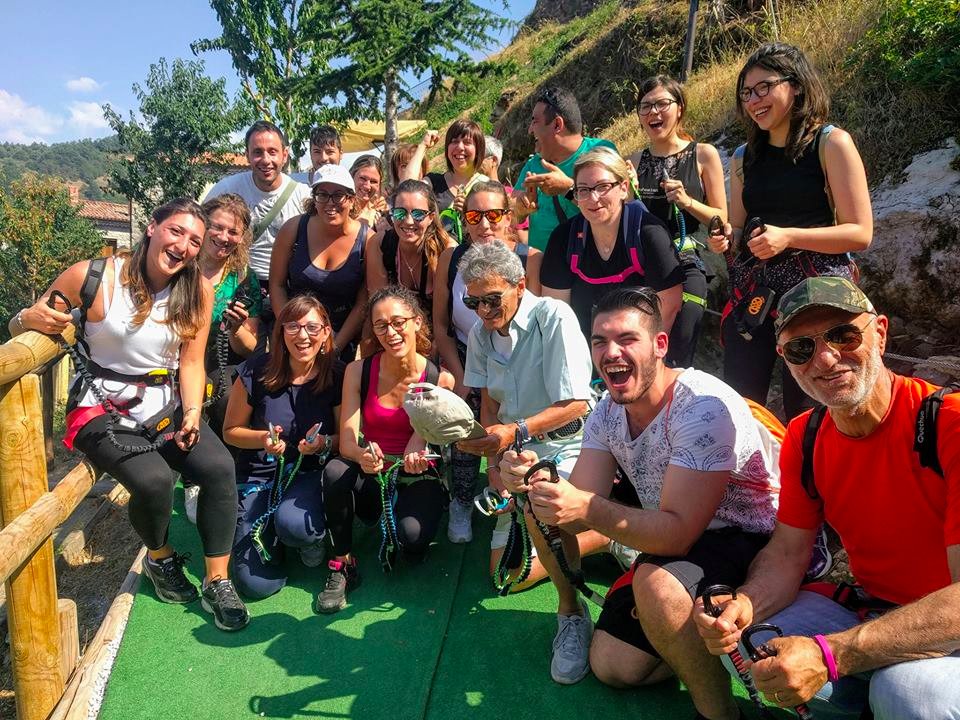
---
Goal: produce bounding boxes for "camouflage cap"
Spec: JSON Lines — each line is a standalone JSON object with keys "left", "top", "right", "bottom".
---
{"left": 775, "top": 277, "right": 875, "bottom": 335}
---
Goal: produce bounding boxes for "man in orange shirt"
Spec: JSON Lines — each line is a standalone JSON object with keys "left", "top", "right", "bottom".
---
{"left": 694, "top": 277, "right": 960, "bottom": 720}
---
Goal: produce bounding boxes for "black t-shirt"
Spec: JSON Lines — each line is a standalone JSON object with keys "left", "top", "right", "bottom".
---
{"left": 540, "top": 210, "right": 684, "bottom": 339}
{"left": 235, "top": 353, "right": 344, "bottom": 481}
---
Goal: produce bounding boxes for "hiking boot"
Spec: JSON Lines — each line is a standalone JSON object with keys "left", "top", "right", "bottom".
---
{"left": 315, "top": 558, "right": 361, "bottom": 614}
{"left": 142, "top": 552, "right": 198, "bottom": 604}
{"left": 550, "top": 597, "right": 592, "bottom": 684}
{"left": 804, "top": 525, "right": 834, "bottom": 582}
{"left": 447, "top": 500, "right": 474, "bottom": 543}
{"left": 299, "top": 538, "right": 327, "bottom": 568}
{"left": 201, "top": 577, "right": 250, "bottom": 631}
{"left": 607, "top": 538, "right": 639, "bottom": 572}
{"left": 183, "top": 484, "right": 199, "bottom": 525}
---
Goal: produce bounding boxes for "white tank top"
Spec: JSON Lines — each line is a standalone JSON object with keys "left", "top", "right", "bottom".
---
{"left": 75, "top": 257, "right": 180, "bottom": 423}
{"left": 450, "top": 271, "right": 479, "bottom": 345}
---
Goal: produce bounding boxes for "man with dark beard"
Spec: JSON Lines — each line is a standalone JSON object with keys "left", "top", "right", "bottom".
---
{"left": 499, "top": 287, "right": 780, "bottom": 718}
{"left": 695, "top": 277, "right": 960, "bottom": 720}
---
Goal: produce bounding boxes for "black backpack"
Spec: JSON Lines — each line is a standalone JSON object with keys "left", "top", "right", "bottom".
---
{"left": 800, "top": 383, "right": 959, "bottom": 499}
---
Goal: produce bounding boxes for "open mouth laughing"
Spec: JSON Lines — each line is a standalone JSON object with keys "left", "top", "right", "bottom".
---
{"left": 602, "top": 361, "right": 634, "bottom": 390}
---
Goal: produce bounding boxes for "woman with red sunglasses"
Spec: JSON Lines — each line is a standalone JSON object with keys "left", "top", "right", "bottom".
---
{"left": 432, "top": 180, "right": 542, "bottom": 544}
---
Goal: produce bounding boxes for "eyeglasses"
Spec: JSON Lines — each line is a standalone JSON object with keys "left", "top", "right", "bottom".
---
{"left": 313, "top": 190, "right": 352, "bottom": 205}
{"left": 637, "top": 98, "right": 677, "bottom": 116}
{"left": 464, "top": 208, "right": 508, "bottom": 225}
{"left": 390, "top": 207, "right": 431, "bottom": 223}
{"left": 462, "top": 292, "right": 504, "bottom": 311}
{"left": 208, "top": 223, "right": 242, "bottom": 240}
{"left": 372, "top": 316, "right": 415, "bottom": 335}
{"left": 738, "top": 77, "right": 793, "bottom": 103}
{"left": 282, "top": 321, "right": 327, "bottom": 337}
{"left": 778, "top": 316, "right": 876, "bottom": 365}
{"left": 573, "top": 182, "right": 620, "bottom": 201}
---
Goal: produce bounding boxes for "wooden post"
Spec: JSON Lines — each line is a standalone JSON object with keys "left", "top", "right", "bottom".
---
{"left": 58, "top": 599, "right": 80, "bottom": 683}
{"left": 41, "top": 366, "right": 56, "bottom": 468}
{"left": 681, "top": 0, "right": 701, "bottom": 82}
{"left": 0, "top": 374, "right": 64, "bottom": 720}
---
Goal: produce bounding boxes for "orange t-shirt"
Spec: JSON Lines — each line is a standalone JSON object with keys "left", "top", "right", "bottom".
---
{"left": 777, "top": 373, "right": 960, "bottom": 605}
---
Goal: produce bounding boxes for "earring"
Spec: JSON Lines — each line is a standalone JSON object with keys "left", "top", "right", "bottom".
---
{"left": 319, "top": 345, "right": 327, "bottom": 355}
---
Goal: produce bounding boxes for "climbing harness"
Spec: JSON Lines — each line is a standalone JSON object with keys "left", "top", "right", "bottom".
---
{"left": 742, "top": 624, "right": 816, "bottom": 719}
{"left": 701, "top": 585, "right": 776, "bottom": 720}
{"left": 250, "top": 424, "right": 327, "bottom": 563}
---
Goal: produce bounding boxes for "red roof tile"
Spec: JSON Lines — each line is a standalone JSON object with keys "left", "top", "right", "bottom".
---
{"left": 79, "top": 200, "right": 130, "bottom": 223}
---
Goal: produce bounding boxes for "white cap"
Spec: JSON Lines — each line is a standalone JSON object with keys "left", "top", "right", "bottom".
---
{"left": 310, "top": 164, "right": 355, "bottom": 193}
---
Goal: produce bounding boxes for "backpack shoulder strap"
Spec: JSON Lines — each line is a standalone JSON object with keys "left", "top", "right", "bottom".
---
{"left": 424, "top": 359, "right": 440, "bottom": 386}
{"left": 78, "top": 257, "right": 108, "bottom": 327}
{"left": 818, "top": 124, "right": 836, "bottom": 217}
{"left": 801, "top": 405, "right": 828, "bottom": 500}
{"left": 252, "top": 178, "right": 298, "bottom": 243}
{"left": 381, "top": 230, "right": 399, "bottom": 279}
{"left": 914, "top": 383, "right": 960, "bottom": 477}
{"left": 360, "top": 354, "right": 375, "bottom": 408}
{"left": 565, "top": 216, "right": 587, "bottom": 267}
{"left": 732, "top": 144, "right": 746, "bottom": 183}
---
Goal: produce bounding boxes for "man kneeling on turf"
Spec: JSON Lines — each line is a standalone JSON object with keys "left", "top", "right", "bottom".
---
{"left": 695, "top": 278, "right": 960, "bottom": 720}
{"left": 500, "top": 287, "right": 780, "bottom": 714}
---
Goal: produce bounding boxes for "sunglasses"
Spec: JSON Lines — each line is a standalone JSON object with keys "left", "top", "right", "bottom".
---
{"left": 390, "top": 207, "right": 430, "bottom": 223}
{"left": 282, "top": 321, "right": 327, "bottom": 337}
{"left": 464, "top": 208, "right": 508, "bottom": 225}
{"left": 462, "top": 292, "right": 504, "bottom": 311}
{"left": 778, "top": 316, "right": 876, "bottom": 365}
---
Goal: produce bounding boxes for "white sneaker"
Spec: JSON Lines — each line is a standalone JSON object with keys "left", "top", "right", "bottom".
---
{"left": 447, "top": 500, "right": 474, "bottom": 544}
{"left": 607, "top": 538, "right": 639, "bottom": 572}
{"left": 184, "top": 484, "right": 199, "bottom": 525}
{"left": 550, "top": 597, "right": 592, "bottom": 684}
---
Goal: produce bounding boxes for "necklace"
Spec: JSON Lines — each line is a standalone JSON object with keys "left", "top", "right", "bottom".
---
{"left": 396, "top": 244, "right": 421, "bottom": 290}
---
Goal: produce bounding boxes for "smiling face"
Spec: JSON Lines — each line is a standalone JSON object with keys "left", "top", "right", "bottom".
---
{"left": 447, "top": 134, "right": 476, "bottom": 173}
{"left": 391, "top": 190, "right": 432, "bottom": 245}
{"left": 574, "top": 163, "right": 628, "bottom": 226}
{"left": 282, "top": 308, "right": 330, "bottom": 366}
{"left": 246, "top": 129, "right": 288, "bottom": 191}
{"left": 371, "top": 297, "right": 422, "bottom": 357}
{"left": 779, "top": 307, "right": 887, "bottom": 410}
{"left": 637, "top": 86, "right": 682, "bottom": 142}
{"left": 146, "top": 212, "right": 206, "bottom": 281}
{"left": 464, "top": 274, "right": 524, "bottom": 335}
{"left": 353, "top": 165, "right": 381, "bottom": 200}
{"left": 590, "top": 308, "right": 666, "bottom": 405}
{"left": 201, "top": 208, "right": 244, "bottom": 265}
{"left": 310, "top": 141, "right": 342, "bottom": 170}
{"left": 312, "top": 182, "right": 354, "bottom": 226}
{"left": 740, "top": 66, "right": 798, "bottom": 136}
{"left": 464, "top": 190, "right": 510, "bottom": 244}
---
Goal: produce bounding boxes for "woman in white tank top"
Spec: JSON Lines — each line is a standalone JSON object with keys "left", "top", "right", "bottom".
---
{"left": 14, "top": 197, "right": 250, "bottom": 632}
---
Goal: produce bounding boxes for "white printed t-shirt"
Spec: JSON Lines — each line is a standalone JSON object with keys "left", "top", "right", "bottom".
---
{"left": 582, "top": 368, "right": 779, "bottom": 534}
{"left": 205, "top": 172, "right": 310, "bottom": 281}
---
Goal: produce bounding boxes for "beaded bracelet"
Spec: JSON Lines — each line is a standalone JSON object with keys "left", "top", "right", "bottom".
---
{"left": 814, "top": 634, "right": 839, "bottom": 682}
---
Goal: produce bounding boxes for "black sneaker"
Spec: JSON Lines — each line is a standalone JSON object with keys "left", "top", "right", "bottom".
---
{"left": 201, "top": 577, "right": 250, "bottom": 631}
{"left": 315, "top": 558, "right": 361, "bottom": 614}
{"left": 142, "top": 552, "right": 199, "bottom": 604}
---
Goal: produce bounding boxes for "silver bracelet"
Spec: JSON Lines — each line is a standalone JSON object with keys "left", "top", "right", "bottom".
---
{"left": 14, "top": 310, "right": 26, "bottom": 332}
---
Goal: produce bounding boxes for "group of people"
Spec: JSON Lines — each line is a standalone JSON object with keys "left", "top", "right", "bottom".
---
{"left": 8, "top": 40, "right": 957, "bottom": 720}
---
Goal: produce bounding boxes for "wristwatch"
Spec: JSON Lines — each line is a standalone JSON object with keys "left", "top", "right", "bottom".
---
{"left": 516, "top": 418, "right": 531, "bottom": 445}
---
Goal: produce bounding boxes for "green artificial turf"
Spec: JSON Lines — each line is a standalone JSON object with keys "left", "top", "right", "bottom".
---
{"left": 98, "top": 487, "right": 779, "bottom": 719}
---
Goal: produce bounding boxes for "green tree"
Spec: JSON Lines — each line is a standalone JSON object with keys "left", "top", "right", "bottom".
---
{"left": 103, "top": 58, "right": 252, "bottom": 210}
{"left": 0, "top": 173, "right": 104, "bottom": 340}
{"left": 192, "top": 0, "right": 341, "bottom": 162}
{"left": 297, "top": 0, "right": 512, "bottom": 182}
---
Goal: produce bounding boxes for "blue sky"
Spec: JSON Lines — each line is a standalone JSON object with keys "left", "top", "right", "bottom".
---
{"left": 0, "top": 0, "right": 535, "bottom": 145}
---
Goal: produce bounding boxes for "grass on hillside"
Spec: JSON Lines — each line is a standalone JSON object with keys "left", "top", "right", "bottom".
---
{"left": 416, "top": 0, "right": 958, "bottom": 183}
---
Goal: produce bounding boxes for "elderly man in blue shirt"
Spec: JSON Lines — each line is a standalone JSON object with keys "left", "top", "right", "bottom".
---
{"left": 456, "top": 240, "right": 601, "bottom": 684}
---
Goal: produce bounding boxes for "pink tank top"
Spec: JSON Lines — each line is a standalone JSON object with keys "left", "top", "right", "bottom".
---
{"left": 362, "top": 353, "right": 425, "bottom": 456}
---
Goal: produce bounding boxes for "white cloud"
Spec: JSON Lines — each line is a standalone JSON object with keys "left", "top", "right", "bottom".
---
{"left": 66, "top": 76, "right": 102, "bottom": 93}
{"left": 67, "top": 101, "right": 108, "bottom": 131}
{"left": 0, "top": 89, "right": 62, "bottom": 142}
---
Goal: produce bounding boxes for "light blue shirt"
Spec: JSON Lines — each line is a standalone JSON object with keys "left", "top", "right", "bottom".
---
{"left": 464, "top": 291, "right": 593, "bottom": 427}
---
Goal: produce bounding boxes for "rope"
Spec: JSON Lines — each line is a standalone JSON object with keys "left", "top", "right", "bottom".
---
{"left": 377, "top": 458, "right": 405, "bottom": 573}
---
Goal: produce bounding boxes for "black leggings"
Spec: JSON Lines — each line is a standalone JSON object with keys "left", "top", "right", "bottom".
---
{"left": 450, "top": 341, "right": 482, "bottom": 505}
{"left": 321, "top": 458, "right": 448, "bottom": 556}
{"left": 74, "top": 413, "right": 237, "bottom": 556}
{"left": 722, "top": 312, "right": 813, "bottom": 420}
{"left": 666, "top": 266, "right": 708, "bottom": 368}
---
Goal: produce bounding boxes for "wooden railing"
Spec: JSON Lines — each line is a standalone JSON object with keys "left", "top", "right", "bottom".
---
{"left": 0, "top": 325, "right": 98, "bottom": 720}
